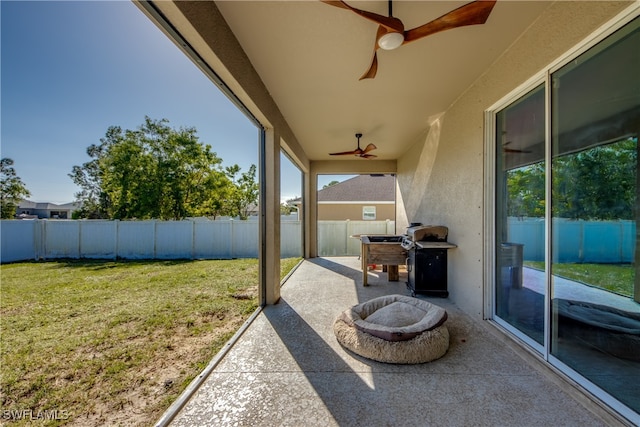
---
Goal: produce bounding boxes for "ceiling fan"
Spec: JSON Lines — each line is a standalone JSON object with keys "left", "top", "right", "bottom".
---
{"left": 330, "top": 133, "right": 377, "bottom": 159}
{"left": 322, "top": 0, "right": 497, "bottom": 80}
{"left": 503, "top": 141, "right": 532, "bottom": 154}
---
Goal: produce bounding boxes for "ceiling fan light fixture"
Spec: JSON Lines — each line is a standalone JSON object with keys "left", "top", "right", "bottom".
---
{"left": 377, "top": 32, "right": 404, "bottom": 50}
{"left": 323, "top": 0, "right": 498, "bottom": 79}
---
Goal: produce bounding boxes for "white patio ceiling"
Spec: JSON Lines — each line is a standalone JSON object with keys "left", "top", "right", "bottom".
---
{"left": 212, "top": 1, "right": 551, "bottom": 161}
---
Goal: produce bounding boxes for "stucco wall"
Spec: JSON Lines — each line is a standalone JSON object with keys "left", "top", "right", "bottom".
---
{"left": 318, "top": 203, "right": 395, "bottom": 221}
{"left": 396, "top": 1, "right": 630, "bottom": 318}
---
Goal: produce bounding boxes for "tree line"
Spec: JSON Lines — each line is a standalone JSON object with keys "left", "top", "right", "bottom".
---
{"left": 0, "top": 158, "right": 31, "bottom": 219}
{"left": 507, "top": 137, "right": 636, "bottom": 220}
{"left": 1, "top": 117, "right": 259, "bottom": 220}
{"left": 6, "top": 123, "right": 635, "bottom": 221}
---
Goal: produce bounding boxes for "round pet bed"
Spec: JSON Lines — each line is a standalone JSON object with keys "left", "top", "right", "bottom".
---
{"left": 334, "top": 294, "right": 449, "bottom": 364}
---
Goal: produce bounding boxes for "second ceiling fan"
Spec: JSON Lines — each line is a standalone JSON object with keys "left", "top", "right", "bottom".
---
{"left": 322, "top": 0, "right": 497, "bottom": 80}
{"left": 330, "top": 133, "right": 377, "bottom": 159}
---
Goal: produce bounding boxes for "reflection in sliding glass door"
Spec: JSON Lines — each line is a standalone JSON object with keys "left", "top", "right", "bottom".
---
{"left": 492, "top": 14, "right": 640, "bottom": 422}
{"left": 550, "top": 17, "right": 640, "bottom": 414}
{"left": 495, "top": 84, "right": 546, "bottom": 346}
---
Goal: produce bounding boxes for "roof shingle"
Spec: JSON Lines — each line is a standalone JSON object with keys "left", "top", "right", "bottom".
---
{"left": 317, "top": 175, "right": 395, "bottom": 202}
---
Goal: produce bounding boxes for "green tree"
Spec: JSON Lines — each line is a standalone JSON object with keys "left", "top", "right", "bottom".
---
{"left": 506, "top": 162, "right": 545, "bottom": 218}
{"left": 552, "top": 138, "right": 636, "bottom": 220}
{"left": 323, "top": 180, "right": 339, "bottom": 189}
{"left": 224, "top": 164, "right": 259, "bottom": 220}
{"left": 0, "top": 158, "right": 31, "bottom": 219}
{"left": 190, "top": 167, "right": 233, "bottom": 219}
{"left": 281, "top": 199, "right": 298, "bottom": 215}
{"left": 70, "top": 126, "right": 139, "bottom": 219}
{"left": 69, "top": 127, "right": 121, "bottom": 219}
{"left": 70, "top": 117, "right": 229, "bottom": 220}
{"left": 506, "top": 137, "right": 636, "bottom": 220}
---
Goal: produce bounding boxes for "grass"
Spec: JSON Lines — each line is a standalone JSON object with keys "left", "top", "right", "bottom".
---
{"left": 524, "top": 261, "right": 634, "bottom": 297}
{"left": 0, "top": 257, "right": 301, "bottom": 426}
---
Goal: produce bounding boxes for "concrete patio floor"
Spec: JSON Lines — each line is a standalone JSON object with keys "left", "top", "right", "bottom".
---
{"left": 165, "top": 257, "right": 626, "bottom": 426}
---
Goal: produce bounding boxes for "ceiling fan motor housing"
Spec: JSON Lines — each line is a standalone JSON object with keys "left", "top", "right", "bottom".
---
{"left": 378, "top": 32, "right": 404, "bottom": 50}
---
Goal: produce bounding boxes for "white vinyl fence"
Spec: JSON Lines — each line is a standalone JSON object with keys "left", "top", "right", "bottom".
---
{"left": 2, "top": 218, "right": 634, "bottom": 264}
{"left": 1, "top": 219, "right": 396, "bottom": 263}
{"left": 507, "top": 217, "right": 635, "bottom": 263}
{"left": 318, "top": 220, "right": 396, "bottom": 256}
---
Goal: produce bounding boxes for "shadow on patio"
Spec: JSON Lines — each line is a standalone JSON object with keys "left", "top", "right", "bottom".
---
{"left": 166, "top": 257, "right": 614, "bottom": 426}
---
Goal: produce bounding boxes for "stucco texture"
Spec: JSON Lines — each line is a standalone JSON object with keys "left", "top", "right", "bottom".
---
{"left": 396, "top": 1, "right": 630, "bottom": 318}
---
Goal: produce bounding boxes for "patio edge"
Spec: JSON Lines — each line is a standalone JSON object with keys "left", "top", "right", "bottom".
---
{"left": 154, "top": 258, "right": 304, "bottom": 426}
{"left": 154, "top": 305, "right": 263, "bottom": 427}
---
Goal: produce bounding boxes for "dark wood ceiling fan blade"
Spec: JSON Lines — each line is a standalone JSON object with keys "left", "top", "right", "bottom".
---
{"left": 359, "top": 50, "right": 379, "bottom": 80}
{"left": 359, "top": 25, "right": 386, "bottom": 80}
{"left": 503, "top": 140, "right": 532, "bottom": 153}
{"left": 320, "top": 0, "right": 351, "bottom": 11}
{"left": 362, "top": 143, "right": 377, "bottom": 153}
{"left": 403, "top": 0, "right": 497, "bottom": 45}
{"left": 321, "top": 0, "right": 404, "bottom": 32}
{"left": 330, "top": 133, "right": 376, "bottom": 157}
{"left": 330, "top": 150, "right": 360, "bottom": 156}
{"left": 503, "top": 148, "right": 532, "bottom": 154}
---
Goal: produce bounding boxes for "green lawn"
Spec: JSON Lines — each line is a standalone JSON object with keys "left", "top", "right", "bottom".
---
{"left": 524, "top": 261, "right": 634, "bottom": 297}
{"left": 0, "top": 257, "right": 301, "bottom": 426}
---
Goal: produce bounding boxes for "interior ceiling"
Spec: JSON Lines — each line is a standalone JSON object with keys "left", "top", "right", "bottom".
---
{"left": 213, "top": 1, "right": 551, "bottom": 162}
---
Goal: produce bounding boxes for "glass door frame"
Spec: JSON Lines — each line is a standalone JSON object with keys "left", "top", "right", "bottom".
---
{"left": 484, "top": 74, "right": 549, "bottom": 357}
{"left": 484, "top": 6, "right": 640, "bottom": 423}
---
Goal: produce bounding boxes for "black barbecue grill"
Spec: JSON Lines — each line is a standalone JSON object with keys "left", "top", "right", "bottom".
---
{"left": 403, "top": 225, "right": 457, "bottom": 298}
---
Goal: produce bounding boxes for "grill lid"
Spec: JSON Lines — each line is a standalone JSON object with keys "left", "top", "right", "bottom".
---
{"left": 406, "top": 225, "right": 448, "bottom": 242}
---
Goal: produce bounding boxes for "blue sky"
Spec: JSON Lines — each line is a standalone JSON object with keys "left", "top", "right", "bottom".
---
{"left": 1, "top": 0, "right": 318, "bottom": 204}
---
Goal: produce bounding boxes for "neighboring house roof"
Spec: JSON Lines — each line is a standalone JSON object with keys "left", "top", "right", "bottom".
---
{"left": 18, "top": 200, "right": 79, "bottom": 210}
{"left": 292, "top": 174, "right": 395, "bottom": 204}
{"left": 15, "top": 200, "right": 79, "bottom": 219}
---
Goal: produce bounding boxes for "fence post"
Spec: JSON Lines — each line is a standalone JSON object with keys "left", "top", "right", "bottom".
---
{"left": 78, "top": 220, "right": 83, "bottom": 259}
{"left": 43, "top": 220, "right": 48, "bottom": 260}
{"left": 191, "top": 220, "right": 196, "bottom": 260}
{"left": 114, "top": 220, "right": 119, "bottom": 260}
{"left": 230, "top": 219, "right": 235, "bottom": 258}
{"left": 579, "top": 221, "right": 585, "bottom": 263}
{"left": 34, "top": 219, "right": 43, "bottom": 260}
{"left": 153, "top": 220, "right": 157, "bottom": 259}
{"left": 346, "top": 219, "right": 351, "bottom": 253}
{"left": 618, "top": 221, "right": 623, "bottom": 263}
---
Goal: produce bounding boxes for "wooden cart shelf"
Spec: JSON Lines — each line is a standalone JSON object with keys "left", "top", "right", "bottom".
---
{"left": 359, "top": 235, "right": 407, "bottom": 286}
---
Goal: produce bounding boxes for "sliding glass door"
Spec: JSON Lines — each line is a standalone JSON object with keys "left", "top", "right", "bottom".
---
{"left": 494, "top": 16, "right": 640, "bottom": 419}
{"left": 550, "top": 18, "right": 640, "bottom": 414}
{"left": 495, "top": 85, "right": 546, "bottom": 347}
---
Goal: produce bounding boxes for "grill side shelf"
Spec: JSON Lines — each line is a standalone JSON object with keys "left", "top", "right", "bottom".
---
{"left": 415, "top": 241, "right": 457, "bottom": 249}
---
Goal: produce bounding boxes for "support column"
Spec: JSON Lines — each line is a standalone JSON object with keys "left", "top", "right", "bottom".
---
{"left": 260, "top": 128, "right": 281, "bottom": 305}
{"left": 635, "top": 130, "right": 640, "bottom": 303}
{"left": 307, "top": 168, "right": 318, "bottom": 258}
{"left": 302, "top": 168, "right": 313, "bottom": 259}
